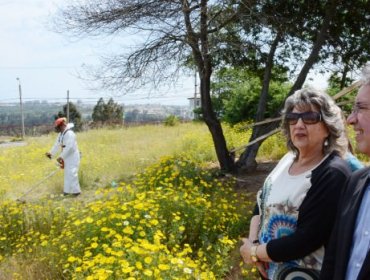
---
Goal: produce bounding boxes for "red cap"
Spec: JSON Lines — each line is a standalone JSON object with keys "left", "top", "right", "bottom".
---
{"left": 54, "top": 117, "right": 67, "bottom": 127}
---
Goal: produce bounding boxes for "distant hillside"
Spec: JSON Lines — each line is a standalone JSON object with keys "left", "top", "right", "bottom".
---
{"left": 124, "top": 104, "right": 192, "bottom": 122}
{"left": 0, "top": 100, "right": 94, "bottom": 123}
{"left": 0, "top": 101, "right": 193, "bottom": 136}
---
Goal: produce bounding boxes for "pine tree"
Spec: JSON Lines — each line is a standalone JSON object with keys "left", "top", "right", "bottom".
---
{"left": 92, "top": 98, "right": 106, "bottom": 123}
{"left": 92, "top": 98, "right": 123, "bottom": 125}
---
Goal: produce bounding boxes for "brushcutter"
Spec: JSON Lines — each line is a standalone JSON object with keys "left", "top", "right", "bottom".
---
{"left": 16, "top": 168, "right": 60, "bottom": 203}
{"left": 16, "top": 157, "right": 64, "bottom": 203}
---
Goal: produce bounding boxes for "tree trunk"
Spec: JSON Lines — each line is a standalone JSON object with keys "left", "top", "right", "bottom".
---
{"left": 340, "top": 64, "right": 349, "bottom": 89}
{"left": 237, "top": 32, "right": 281, "bottom": 171}
{"left": 200, "top": 70, "right": 236, "bottom": 172}
{"left": 238, "top": 0, "right": 338, "bottom": 171}
{"left": 186, "top": 0, "right": 236, "bottom": 173}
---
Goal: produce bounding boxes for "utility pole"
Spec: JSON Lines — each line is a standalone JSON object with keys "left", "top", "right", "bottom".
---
{"left": 16, "top": 77, "right": 25, "bottom": 139}
{"left": 194, "top": 70, "right": 198, "bottom": 111}
{"left": 192, "top": 69, "right": 199, "bottom": 120}
{"left": 67, "top": 90, "right": 70, "bottom": 122}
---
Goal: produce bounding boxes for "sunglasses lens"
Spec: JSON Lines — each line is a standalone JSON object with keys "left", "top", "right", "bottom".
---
{"left": 286, "top": 113, "right": 299, "bottom": 125}
{"left": 286, "top": 112, "right": 321, "bottom": 125}
{"left": 302, "top": 112, "right": 321, "bottom": 124}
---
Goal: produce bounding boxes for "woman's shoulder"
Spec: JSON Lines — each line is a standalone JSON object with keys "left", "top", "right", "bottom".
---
{"left": 308, "top": 153, "right": 351, "bottom": 196}
{"left": 314, "top": 152, "right": 351, "bottom": 176}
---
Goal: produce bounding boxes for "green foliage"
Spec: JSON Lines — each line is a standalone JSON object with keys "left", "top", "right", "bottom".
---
{"left": 105, "top": 98, "right": 124, "bottom": 124}
{"left": 211, "top": 67, "right": 290, "bottom": 124}
{"left": 164, "top": 115, "right": 179, "bottom": 126}
{"left": 327, "top": 73, "right": 357, "bottom": 115}
{"left": 91, "top": 98, "right": 105, "bottom": 123}
{"left": 221, "top": 75, "right": 262, "bottom": 124}
{"left": 192, "top": 107, "right": 203, "bottom": 121}
{"left": 257, "top": 132, "right": 288, "bottom": 161}
{"left": 92, "top": 98, "right": 124, "bottom": 125}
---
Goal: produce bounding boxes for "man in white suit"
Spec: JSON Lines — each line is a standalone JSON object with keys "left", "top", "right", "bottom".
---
{"left": 46, "top": 117, "right": 81, "bottom": 196}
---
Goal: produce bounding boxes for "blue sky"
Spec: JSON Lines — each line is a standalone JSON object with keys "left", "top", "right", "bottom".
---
{"left": 0, "top": 0, "right": 194, "bottom": 106}
{"left": 0, "top": 1, "right": 330, "bottom": 107}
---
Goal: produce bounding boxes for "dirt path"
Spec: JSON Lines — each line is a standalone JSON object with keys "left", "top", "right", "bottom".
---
{"left": 234, "top": 161, "right": 277, "bottom": 192}
{"left": 0, "top": 141, "right": 27, "bottom": 148}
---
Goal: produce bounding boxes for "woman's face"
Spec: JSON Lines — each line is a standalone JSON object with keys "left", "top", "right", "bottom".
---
{"left": 288, "top": 105, "right": 329, "bottom": 155}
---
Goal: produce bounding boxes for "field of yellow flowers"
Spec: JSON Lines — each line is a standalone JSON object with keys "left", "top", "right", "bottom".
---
{"left": 0, "top": 122, "right": 286, "bottom": 279}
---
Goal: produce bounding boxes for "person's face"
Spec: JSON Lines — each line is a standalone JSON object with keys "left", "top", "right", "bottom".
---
{"left": 288, "top": 105, "right": 329, "bottom": 154}
{"left": 54, "top": 124, "right": 65, "bottom": 133}
{"left": 347, "top": 85, "right": 370, "bottom": 156}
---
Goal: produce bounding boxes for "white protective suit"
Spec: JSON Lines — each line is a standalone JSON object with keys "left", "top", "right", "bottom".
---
{"left": 49, "top": 123, "right": 81, "bottom": 194}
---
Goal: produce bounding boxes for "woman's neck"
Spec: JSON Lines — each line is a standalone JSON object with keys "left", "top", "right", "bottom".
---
{"left": 290, "top": 150, "right": 325, "bottom": 175}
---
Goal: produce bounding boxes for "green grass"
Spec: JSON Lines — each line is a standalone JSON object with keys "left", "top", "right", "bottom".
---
{"left": 0, "top": 123, "right": 216, "bottom": 200}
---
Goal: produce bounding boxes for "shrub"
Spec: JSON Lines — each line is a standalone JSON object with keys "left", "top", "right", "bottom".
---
{"left": 164, "top": 115, "right": 179, "bottom": 126}
{"left": 0, "top": 156, "right": 255, "bottom": 279}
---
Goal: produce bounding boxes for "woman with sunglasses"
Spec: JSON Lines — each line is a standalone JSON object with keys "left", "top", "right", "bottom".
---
{"left": 240, "top": 87, "right": 352, "bottom": 279}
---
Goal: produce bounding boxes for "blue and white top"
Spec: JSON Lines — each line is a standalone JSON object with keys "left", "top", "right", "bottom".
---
{"left": 257, "top": 152, "right": 328, "bottom": 279}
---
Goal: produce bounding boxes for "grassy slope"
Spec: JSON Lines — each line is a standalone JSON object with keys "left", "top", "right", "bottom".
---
{"left": 0, "top": 120, "right": 296, "bottom": 203}
{"left": 0, "top": 122, "right": 258, "bottom": 279}
{"left": 0, "top": 123, "right": 216, "bottom": 201}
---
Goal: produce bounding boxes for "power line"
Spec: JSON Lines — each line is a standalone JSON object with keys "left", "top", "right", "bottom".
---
{"left": 0, "top": 95, "right": 193, "bottom": 102}
{"left": 0, "top": 66, "right": 77, "bottom": 70}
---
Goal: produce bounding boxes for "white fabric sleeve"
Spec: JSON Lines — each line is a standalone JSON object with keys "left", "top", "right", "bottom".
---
{"left": 49, "top": 134, "right": 60, "bottom": 157}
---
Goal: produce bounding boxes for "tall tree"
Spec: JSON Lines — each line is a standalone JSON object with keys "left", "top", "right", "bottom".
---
{"left": 92, "top": 98, "right": 124, "bottom": 124}
{"left": 105, "top": 98, "right": 124, "bottom": 124}
{"left": 92, "top": 98, "right": 106, "bottom": 123}
{"left": 55, "top": 0, "right": 238, "bottom": 171}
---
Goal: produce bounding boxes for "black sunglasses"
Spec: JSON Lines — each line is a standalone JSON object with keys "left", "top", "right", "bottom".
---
{"left": 285, "top": 111, "right": 322, "bottom": 125}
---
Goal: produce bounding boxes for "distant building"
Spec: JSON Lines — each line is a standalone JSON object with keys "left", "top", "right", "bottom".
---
{"left": 187, "top": 97, "right": 201, "bottom": 119}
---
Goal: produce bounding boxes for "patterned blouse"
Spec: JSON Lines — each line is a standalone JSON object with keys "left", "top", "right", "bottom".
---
{"left": 257, "top": 152, "right": 328, "bottom": 279}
